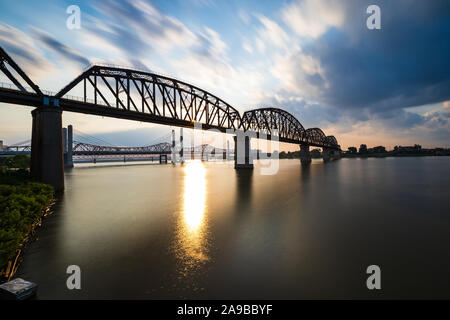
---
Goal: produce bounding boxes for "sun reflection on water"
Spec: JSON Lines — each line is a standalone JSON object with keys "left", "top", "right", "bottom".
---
{"left": 174, "top": 160, "right": 210, "bottom": 279}
{"left": 183, "top": 161, "right": 206, "bottom": 232}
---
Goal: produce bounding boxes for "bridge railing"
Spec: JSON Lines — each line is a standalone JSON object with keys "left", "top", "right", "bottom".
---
{"left": 82, "top": 63, "right": 199, "bottom": 90}
{"left": 0, "top": 81, "right": 56, "bottom": 97}
{"left": 61, "top": 93, "right": 110, "bottom": 106}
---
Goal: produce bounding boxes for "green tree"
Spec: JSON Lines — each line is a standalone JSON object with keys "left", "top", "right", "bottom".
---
{"left": 359, "top": 144, "right": 368, "bottom": 154}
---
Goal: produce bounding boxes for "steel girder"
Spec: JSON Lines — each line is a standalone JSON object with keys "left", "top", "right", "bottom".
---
{"left": 305, "top": 128, "right": 328, "bottom": 146}
{"left": 241, "top": 108, "right": 340, "bottom": 148}
{"left": 0, "top": 47, "right": 42, "bottom": 95}
{"left": 241, "top": 107, "right": 307, "bottom": 141}
{"left": 326, "top": 135, "right": 338, "bottom": 146}
{"left": 4, "top": 145, "right": 32, "bottom": 152}
{"left": 72, "top": 141, "right": 172, "bottom": 155}
{"left": 55, "top": 66, "right": 241, "bottom": 130}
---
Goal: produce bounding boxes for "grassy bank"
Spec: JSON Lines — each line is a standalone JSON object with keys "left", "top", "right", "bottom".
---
{"left": 0, "top": 155, "right": 54, "bottom": 281}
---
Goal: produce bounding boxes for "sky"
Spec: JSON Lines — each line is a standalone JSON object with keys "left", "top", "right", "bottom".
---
{"left": 0, "top": 0, "right": 449, "bottom": 150}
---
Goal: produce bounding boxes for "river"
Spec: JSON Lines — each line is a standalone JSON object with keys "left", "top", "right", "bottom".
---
{"left": 16, "top": 157, "right": 450, "bottom": 299}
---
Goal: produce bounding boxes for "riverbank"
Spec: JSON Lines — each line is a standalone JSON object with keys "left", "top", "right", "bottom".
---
{"left": 342, "top": 153, "right": 450, "bottom": 158}
{"left": 0, "top": 157, "right": 54, "bottom": 283}
{"left": 279, "top": 151, "right": 450, "bottom": 159}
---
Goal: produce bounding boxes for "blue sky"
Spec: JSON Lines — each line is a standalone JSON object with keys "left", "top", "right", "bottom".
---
{"left": 0, "top": 0, "right": 449, "bottom": 149}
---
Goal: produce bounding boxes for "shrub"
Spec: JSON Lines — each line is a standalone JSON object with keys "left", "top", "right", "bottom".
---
{"left": 0, "top": 173, "right": 54, "bottom": 270}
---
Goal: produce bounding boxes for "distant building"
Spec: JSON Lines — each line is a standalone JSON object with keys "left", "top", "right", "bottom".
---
{"left": 394, "top": 144, "right": 422, "bottom": 153}
{"left": 368, "top": 146, "right": 386, "bottom": 153}
{"left": 359, "top": 144, "right": 368, "bottom": 154}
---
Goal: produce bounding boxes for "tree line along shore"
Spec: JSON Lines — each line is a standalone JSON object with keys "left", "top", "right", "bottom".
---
{"left": 0, "top": 155, "right": 54, "bottom": 283}
{"left": 279, "top": 144, "right": 450, "bottom": 159}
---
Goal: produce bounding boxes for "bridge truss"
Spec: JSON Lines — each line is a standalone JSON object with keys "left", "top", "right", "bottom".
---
{"left": 72, "top": 141, "right": 172, "bottom": 155}
{"left": 0, "top": 46, "right": 340, "bottom": 150}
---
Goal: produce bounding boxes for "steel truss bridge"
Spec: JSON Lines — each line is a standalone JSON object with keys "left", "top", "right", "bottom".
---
{"left": 71, "top": 141, "right": 227, "bottom": 159}
{"left": 0, "top": 141, "right": 227, "bottom": 158}
{"left": 0, "top": 46, "right": 339, "bottom": 149}
{"left": 0, "top": 45, "right": 340, "bottom": 190}
{"left": 72, "top": 141, "right": 172, "bottom": 156}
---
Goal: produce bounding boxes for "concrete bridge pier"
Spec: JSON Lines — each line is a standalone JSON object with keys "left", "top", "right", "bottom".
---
{"left": 63, "top": 127, "right": 67, "bottom": 161}
{"left": 222, "top": 134, "right": 227, "bottom": 160}
{"left": 31, "top": 107, "right": 64, "bottom": 192}
{"left": 171, "top": 129, "right": 176, "bottom": 164}
{"left": 159, "top": 154, "right": 167, "bottom": 164}
{"left": 63, "top": 125, "right": 73, "bottom": 168}
{"left": 322, "top": 148, "right": 332, "bottom": 162}
{"left": 332, "top": 149, "right": 342, "bottom": 160}
{"left": 234, "top": 134, "right": 253, "bottom": 170}
{"left": 300, "top": 144, "right": 312, "bottom": 165}
{"left": 67, "top": 125, "right": 73, "bottom": 168}
{"left": 179, "top": 128, "right": 184, "bottom": 164}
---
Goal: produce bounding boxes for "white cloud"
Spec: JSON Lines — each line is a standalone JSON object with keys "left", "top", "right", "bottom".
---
{"left": 238, "top": 9, "right": 250, "bottom": 24}
{"left": 270, "top": 48, "right": 327, "bottom": 98}
{"left": 255, "top": 37, "right": 266, "bottom": 53}
{"left": 443, "top": 101, "right": 450, "bottom": 110}
{"left": 0, "top": 23, "right": 55, "bottom": 80}
{"left": 255, "top": 15, "right": 289, "bottom": 48}
{"left": 242, "top": 41, "right": 253, "bottom": 54}
{"left": 281, "top": 0, "right": 346, "bottom": 38}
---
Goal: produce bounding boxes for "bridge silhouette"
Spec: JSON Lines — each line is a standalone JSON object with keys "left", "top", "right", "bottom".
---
{"left": 1, "top": 130, "right": 231, "bottom": 164}
{"left": 0, "top": 45, "right": 341, "bottom": 191}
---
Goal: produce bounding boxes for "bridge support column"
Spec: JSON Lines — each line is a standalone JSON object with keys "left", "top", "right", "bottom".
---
{"left": 332, "top": 149, "right": 342, "bottom": 160}
{"left": 322, "top": 148, "right": 332, "bottom": 162}
{"left": 222, "top": 134, "right": 227, "bottom": 161}
{"left": 299, "top": 144, "right": 312, "bottom": 165}
{"left": 63, "top": 125, "right": 73, "bottom": 168}
{"left": 63, "top": 127, "right": 68, "bottom": 165}
{"left": 171, "top": 129, "right": 176, "bottom": 164}
{"left": 31, "top": 107, "right": 64, "bottom": 192}
{"left": 234, "top": 134, "right": 253, "bottom": 170}
{"left": 67, "top": 125, "right": 73, "bottom": 167}
{"left": 160, "top": 154, "right": 167, "bottom": 164}
{"left": 179, "top": 128, "right": 184, "bottom": 164}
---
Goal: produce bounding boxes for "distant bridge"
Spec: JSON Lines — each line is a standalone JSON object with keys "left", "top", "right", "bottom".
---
{"left": 72, "top": 141, "right": 172, "bottom": 156}
{"left": 0, "top": 135, "right": 230, "bottom": 163}
{"left": 0, "top": 45, "right": 341, "bottom": 190}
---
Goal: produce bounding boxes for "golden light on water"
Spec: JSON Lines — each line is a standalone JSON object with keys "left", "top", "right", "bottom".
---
{"left": 183, "top": 161, "right": 206, "bottom": 232}
{"left": 174, "top": 160, "right": 210, "bottom": 279}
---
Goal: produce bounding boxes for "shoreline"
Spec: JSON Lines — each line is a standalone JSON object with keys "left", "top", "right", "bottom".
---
{"left": 0, "top": 160, "right": 55, "bottom": 284}
{"left": 0, "top": 198, "right": 55, "bottom": 283}
{"left": 279, "top": 154, "right": 450, "bottom": 160}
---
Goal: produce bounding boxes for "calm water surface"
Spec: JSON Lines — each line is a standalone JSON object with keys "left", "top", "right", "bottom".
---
{"left": 17, "top": 157, "right": 450, "bottom": 299}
